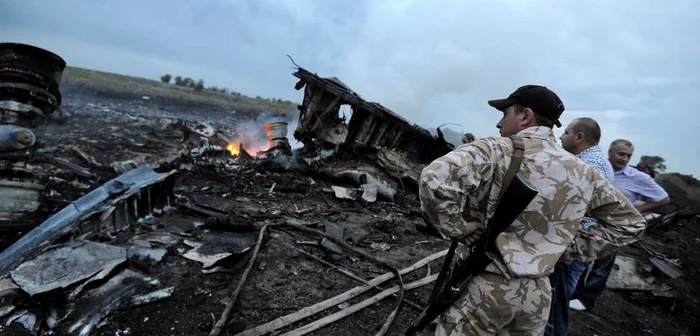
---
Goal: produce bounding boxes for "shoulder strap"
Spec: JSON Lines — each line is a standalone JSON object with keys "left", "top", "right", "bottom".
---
{"left": 498, "top": 136, "right": 525, "bottom": 199}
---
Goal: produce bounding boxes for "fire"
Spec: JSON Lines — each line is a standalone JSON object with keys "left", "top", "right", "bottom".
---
{"left": 226, "top": 143, "right": 240, "bottom": 156}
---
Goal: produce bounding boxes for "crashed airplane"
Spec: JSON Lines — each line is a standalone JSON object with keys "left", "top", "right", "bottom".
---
{"left": 0, "top": 43, "right": 697, "bottom": 336}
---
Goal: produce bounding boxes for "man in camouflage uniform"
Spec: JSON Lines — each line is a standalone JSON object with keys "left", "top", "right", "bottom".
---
{"left": 419, "top": 85, "right": 646, "bottom": 335}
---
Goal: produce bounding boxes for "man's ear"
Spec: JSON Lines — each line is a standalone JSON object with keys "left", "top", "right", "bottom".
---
{"left": 521, "top": 108, "right": 535, "bottom": 125}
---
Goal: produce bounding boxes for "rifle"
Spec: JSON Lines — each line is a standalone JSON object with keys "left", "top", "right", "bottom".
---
{"left": 405, "top": 173, "right": 538, "bottom": 336}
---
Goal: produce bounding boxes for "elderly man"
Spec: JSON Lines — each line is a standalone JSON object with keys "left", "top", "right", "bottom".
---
{"left": 570, "top": 139, "right": 670, "bottom": 311}
{"left": 545, "top": 117, "right": 615, "bottom": 336}
{"left": 462, "top": 133, "right": 475, "bottom": 144}
{"left": 419, "top": 85, "right": 645, "bottom": 336}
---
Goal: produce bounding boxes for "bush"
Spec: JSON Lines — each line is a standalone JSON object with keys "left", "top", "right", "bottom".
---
{"left": 194, "top": 79, "right": 205, "bottom": 92}
{"left": 174, "top": 76, "right": 183, "bottom": 86}
{"left": 160, "top": 74, "right": 172, "bottom": 83}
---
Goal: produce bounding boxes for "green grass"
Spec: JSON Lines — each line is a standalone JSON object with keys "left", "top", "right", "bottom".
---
{"left": 61, "top": 66, "right": 299, "bottom": 116}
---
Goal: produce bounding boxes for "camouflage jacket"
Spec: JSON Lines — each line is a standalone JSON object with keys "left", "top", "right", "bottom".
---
{"left": 419, "top": 126, "right": 646, "bottom": 278}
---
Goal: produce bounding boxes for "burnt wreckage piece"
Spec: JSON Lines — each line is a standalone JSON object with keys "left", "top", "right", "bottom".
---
{"left": 0, "top": 165, "right": 177, "bottom": 275}
{"left": 0, "top": 43, "right": 66, "bottom": 125}
{"left": 0, "top": 44, "right": 67, "bottom": 231}
{"left": 292, "top": 68, "right": 454, "bottom": 164}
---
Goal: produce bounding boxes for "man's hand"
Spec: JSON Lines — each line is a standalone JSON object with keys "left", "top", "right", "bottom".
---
{"left": 456, "top": 220, "right": 486, "bottom": 245}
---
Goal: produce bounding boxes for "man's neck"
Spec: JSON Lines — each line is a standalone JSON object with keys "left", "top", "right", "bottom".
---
{"left": 573, "top": 144, "right": 595, "bottom": 156}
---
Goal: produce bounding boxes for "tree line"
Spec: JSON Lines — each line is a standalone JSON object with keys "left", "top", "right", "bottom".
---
{"left": 159, "top": 73, "right": 295, "bottom": 104}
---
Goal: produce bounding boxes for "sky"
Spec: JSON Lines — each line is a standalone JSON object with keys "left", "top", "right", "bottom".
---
{"left": 2, "top": 0, "right": 698, "bottom": 176}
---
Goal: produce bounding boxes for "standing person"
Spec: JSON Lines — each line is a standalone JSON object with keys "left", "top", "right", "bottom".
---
{"left": 570, "top": 139, "right": 670, "bottom": 311}
{"left": 545, "top": 117, "right": 615, "bottom": 336}
{"left": 462, "top": 133, "right": 476, "bottom": 144}
{"left": 419, "top": 85, "right": 646, "bottom": 336}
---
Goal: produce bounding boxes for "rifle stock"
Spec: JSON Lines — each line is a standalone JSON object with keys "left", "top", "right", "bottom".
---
{"left": 405, "top": 174, "right": 538, "bottom": 336}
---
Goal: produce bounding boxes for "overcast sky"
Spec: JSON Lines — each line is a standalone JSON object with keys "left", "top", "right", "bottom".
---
{"left": 2, "top": 0, "right": 698, "bottom": 176}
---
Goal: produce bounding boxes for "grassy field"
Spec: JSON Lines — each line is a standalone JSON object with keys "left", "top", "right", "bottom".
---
{"left": 61, "top": 66, "right": 299, "bottom": 116}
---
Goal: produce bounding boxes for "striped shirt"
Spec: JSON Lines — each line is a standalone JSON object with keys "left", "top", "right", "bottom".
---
{"left": 577, "top": 145, "right": 615, "bottom": 229}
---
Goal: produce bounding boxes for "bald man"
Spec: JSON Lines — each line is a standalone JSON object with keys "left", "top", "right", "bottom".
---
{"left": 546, "top": 117, "right": 615, "bottom": 336}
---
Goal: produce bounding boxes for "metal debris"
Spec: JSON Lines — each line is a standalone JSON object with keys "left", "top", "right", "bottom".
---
{"left": 60, "top": 269, "right": 155, "bottom": 336}
{"left": 323, "top": 166, "right": 396, "bottom": 201}
{"left": 292, "top": 67, "right": 453, "bottom": 164}
{"left": 0, "top": 164, "right": 176, "bottom": 275}
{"left": 606, "top": 256, "right": 672, "bottom": 292}
{"left": 67, "top": 262, "right": 122, "bottom": 301}
{"left": 123, "top": 239, "right": 167, "bottom": 263}
{"left": 649, "top": 256, "right": 683, "bottom": 279}
{"left": 370, "top": 242, "right": 392, "bottom": 252}
{"left": 130, "top": 286, "right": 175, "bottom": 307}
{"left": 0, "top": 305, "right": 14, "bottom": 319}
{"left": 4, "top": 309, "right": 38, "bottom": 333}
{"left": 331, "top": 186, "right": 359, "bottom": 201}
{"left": 10, "top": 241, "right": 127, "bottom": 296}
{"left": 320, "top": 223, "right": 345, "bottom": 255}
{"left": 182, "top": 231, "right": 256, "bottom": 268}
{"left": 129, "top": 232, "right": 180, "bottom": 247}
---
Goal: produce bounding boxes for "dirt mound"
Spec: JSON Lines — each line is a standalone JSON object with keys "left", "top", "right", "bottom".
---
{"left": 656, "top": 173, "right": 700, "bottom": 216}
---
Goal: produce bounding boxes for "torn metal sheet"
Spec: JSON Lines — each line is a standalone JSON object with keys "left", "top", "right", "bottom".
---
{"left": 60, "top": 269, "right": 155, "bottom": 336}
{"left": 331, "top": 186, "right": 359, "bottom": 201}
{"left": 182, "top": 231, "right": 256, "bottom": 268}
{"left": 127, "top": 245, "right": 167, "bottom": 263}
{"left": 361, "top": 183, "right": 378, "bottom": 203}
{"left": 0, "top": 277, "right": 20, "bottom": 299}
{"left": 130, "top": 231, "right": 180, "bottom": 247}
{"left": 0, "top": 305, "right": 15, "bottom": 319}
{"left": 0, "top": 164, "right": 177, "bottom": 275}
{"left": 649, "top": 257, "right": 683, "bottom": 279}
{"left": 130, "top": 286, "right": 174, "bottom": 307}
{"left": 606, "top": 256, "right": 672, "bottom": 292}
{"left": 10, "top": 241, "right": 126, "bottom": 296}
{"left": 320, "top": 222, "right": 345, "bottom": 255}
{"left": 5, "top": 309, "right": 38, "bottom": 333}
{"left": 67, "top": 262, "right": 121, "bottom": 301}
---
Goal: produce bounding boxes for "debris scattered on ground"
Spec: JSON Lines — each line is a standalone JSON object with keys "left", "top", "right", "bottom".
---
{"left": 1, "top": 44, "right": 699, "bottom": 336}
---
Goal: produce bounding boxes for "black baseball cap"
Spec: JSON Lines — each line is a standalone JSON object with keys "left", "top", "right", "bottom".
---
{"left": 488, "top": 85, "right": 565, "bottom": 127}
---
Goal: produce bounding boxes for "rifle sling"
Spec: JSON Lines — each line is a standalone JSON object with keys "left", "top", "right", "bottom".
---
{"left": 499, "top": 136, "right": 525, "bottom": 199}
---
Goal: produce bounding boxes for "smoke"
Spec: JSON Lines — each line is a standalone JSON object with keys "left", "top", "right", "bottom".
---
{"left": 228, "top": 111, "right": 303, "bottom": 154}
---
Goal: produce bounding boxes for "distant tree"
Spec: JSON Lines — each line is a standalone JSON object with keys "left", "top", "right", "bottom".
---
{"left": 160, "top": 74, "right": 172, "bottom": 83}
{"left": 174, "top": 76, "right": 183, "bottom": 86}
{"left": 220, "top": 88, "right": 228, "bottom": 94}
{"left": 640, "top": 155, "right": 667, "bottom": 172}
{"left": 208, "top": 86, "right": 219, "bottom": 92}
{"left": 194, "top": 79, "right": 205, "bottom": 92}
{"left": 182, "top": 77, "right": 195, "bottom": 88}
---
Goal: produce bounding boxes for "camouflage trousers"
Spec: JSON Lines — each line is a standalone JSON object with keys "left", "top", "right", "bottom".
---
{"left": 435, "top": 272, "right": 552, "bottom": 336}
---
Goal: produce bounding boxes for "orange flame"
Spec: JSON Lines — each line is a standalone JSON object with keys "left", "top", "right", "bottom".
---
{"left": 226, "top": 143, "right": 240, "bottom": 156}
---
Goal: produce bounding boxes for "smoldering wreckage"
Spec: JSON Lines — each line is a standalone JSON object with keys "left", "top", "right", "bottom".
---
{"left": 0, "top": 44, "right": 699, "bottom": 336}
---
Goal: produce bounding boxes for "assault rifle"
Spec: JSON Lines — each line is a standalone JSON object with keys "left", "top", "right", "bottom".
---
{"left": 405, "top": 173, "right": 538, "bottom": 336}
